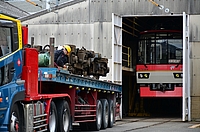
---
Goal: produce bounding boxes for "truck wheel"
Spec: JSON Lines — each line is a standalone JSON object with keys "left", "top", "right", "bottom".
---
{"left": 108, "top": 100, "right": 114, "bottom": 128}
{"left": 9, "top": 103, "right": 23, "bottom": 132}
{"left": 48, "top": 101, "right": 58, "bottom": 132}
{"left": 100, "top": 99, "right": 109, "bottom": 129}
{"left": 94, "top": 100, "right": 102, "bottom": 130}
{"left": 56, "top": 100, "right": 71, "bottom": 132}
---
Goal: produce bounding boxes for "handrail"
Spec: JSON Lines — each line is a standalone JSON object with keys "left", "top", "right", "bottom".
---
{"left": 122, "top": 45, "right": 132, "bottom": 68}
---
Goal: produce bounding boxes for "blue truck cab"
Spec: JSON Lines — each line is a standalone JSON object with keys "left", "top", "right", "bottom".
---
{"left": 0, "top": 14, "right": 25, "bottom": 131}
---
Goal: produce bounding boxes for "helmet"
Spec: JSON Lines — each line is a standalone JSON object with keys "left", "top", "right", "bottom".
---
{"left": 63, "top": 45, "right": 71, "bottom": 53}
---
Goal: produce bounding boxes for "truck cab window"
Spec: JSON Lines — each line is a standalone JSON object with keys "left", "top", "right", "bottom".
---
{"left": 0, "top": 27, "right": 12, "bottom": 56}
{"left": 0, "top": 19, "right": 18, "bottom": 86}
{"left": 0, "top": 19, "right": 19, "bottom": 55}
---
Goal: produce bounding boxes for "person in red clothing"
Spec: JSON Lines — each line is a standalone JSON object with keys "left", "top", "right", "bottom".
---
{"left": 54, "top": 45, "right": 71, "bottom": 68}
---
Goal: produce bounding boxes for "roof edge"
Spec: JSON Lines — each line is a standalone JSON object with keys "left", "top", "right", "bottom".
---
{"left": 19, "top": 0, "right": 86, "bottom": 21}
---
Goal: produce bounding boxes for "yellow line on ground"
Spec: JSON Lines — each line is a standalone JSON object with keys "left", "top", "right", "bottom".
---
{"left": 189, "top": 124, "right": 200, "bottom": 128}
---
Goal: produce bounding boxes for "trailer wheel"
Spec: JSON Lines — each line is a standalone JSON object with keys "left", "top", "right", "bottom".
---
{"left": 56, "top": 100, "right": 71, "bottom": 132}
{"left": 101, "top": 99, "right": 109, "bottom": 129}
{"left": 9, "top": 103, "right": 23, "bottom": 132}
{"left": 48, "top": 101, "right": 58, "bottom": 132}
{"left": 94, "top": 100, "right": 102, "bottom": 130}
{"left": 108, "top": 100, "right": 114, "bottom": 128}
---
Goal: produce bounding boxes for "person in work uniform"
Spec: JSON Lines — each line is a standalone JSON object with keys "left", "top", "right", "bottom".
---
{"left": 54, "top": 45, "right": 71, "bottom": 68}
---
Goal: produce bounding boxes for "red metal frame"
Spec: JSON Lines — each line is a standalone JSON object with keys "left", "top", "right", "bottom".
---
{"left": 22, "top": 48, "right": 74, "bottom": 124}
{"left": 74, "top": 90, "right": 97, "bottom": 122}
{"left": 22, "top": 48, "right": 39, "bottom": 98}
{"left": 22, "top": 25, "right": 28, "bottom": 45}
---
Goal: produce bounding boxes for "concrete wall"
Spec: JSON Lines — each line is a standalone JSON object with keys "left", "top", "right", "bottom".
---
{"left": 189, "top": 14, "right": 200, "bottom": 120}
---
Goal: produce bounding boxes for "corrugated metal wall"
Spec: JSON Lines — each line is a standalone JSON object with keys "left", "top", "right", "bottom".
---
{"left": 22, "top": 0, "right": 200, "bottom": 58}
{"left": 189, "top": 15, "right": 200, "bottom": 120}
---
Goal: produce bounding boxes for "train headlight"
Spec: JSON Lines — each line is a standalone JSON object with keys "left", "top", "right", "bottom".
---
{"left": 173, "top": 73, "right": 183, "bottom": 78}
{"left": 138, "top": 73, "right": 150, "bottom": 79}
{"left": 176, "top": 74, "right": 179, "bottom": 78}
{"left": 139, "top": 74, "right": 143, "bottom": 78}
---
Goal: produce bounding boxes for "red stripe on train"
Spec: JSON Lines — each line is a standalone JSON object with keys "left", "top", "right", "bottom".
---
{"left": 136, "top": 64, "right": 183, "bottom": 71}
{"left": 140, "top": 87, "right": 182, "bottom": 97}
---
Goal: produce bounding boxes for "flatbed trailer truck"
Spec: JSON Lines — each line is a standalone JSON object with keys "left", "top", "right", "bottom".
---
{"left": 0, "top": 14, "right": 122, "bottom": 132}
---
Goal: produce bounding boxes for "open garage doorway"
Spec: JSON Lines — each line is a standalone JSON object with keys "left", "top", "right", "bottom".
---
{"left": 121, "top": 15, "right": 183, "bottom": 118}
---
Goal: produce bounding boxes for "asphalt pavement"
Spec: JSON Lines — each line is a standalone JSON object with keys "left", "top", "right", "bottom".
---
{"left": 105, "top": 117, "right": 200, "bottom": 132}
{"left": 72, "top": 117, "right": 200, "bottom": 132}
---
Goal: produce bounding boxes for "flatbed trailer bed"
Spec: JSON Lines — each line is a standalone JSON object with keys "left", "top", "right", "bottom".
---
{"left": 38, "top": 68, "right": 122, "bottom": 93}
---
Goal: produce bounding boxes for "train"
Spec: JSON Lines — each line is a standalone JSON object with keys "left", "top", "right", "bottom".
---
{"left": 136, "top": 30, "right": 183, "bottom": 97}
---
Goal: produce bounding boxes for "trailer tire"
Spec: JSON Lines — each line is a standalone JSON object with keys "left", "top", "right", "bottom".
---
{"left": 101, "top": 99, "right": 109, "bottom": 129}
{"left": 9, "top": 103, "right": 24, "bottom": 132}
{"left": 56, "top": 100, "right": 71, "bottom": 132}
{"left": 48, "top": 101, "right": 58, "bottom": 132}
{"left": 94, "top": 100, "right": 102, "bottom": 131}
{"left": 108, "top": 100, "right": 114, "bottom": 128}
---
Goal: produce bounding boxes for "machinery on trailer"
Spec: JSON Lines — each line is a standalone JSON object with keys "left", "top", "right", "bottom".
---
{"left": 136, "top": 30, "right": 183, "bottom": 97}
{"left": 0, "top": 13, "right": 122, "bottom": 132}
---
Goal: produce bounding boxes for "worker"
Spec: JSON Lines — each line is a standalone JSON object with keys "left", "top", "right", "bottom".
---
{"left": 54, "top": 45, "right": 71, "bottom": 68}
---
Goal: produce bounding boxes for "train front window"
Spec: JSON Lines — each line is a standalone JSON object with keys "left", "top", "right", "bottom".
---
{"left": 138, "top": 31, "right": 183, "bottom": 64}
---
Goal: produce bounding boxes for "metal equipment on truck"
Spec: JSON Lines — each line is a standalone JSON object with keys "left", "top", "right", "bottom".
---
{"left": 0, "top": 13, "right": 122, "bottom": 132}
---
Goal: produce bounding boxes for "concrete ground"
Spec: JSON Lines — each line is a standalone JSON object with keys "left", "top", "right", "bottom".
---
{"left": 72, "top": 117, "right": 200, "bottom": 131}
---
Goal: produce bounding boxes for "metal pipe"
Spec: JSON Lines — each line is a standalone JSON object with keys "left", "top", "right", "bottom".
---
{"left": 49, "top": 38, "right": 55, "bottom": 68}
{"left": 148, "top": 0, "right": 164, "bottom": 10}
{"left": 26, "top": 0, "right": 42, "bottom": 8}
{"left": 148, "top": 0, "right": 159, "bottom": 7}
{"left": 31, "top": 37, "right": 34, "bottom": 48}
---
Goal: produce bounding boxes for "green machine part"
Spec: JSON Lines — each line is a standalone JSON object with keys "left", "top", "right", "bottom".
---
{"left": 38, "top": 52, "right": 50, "bottom": 67}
